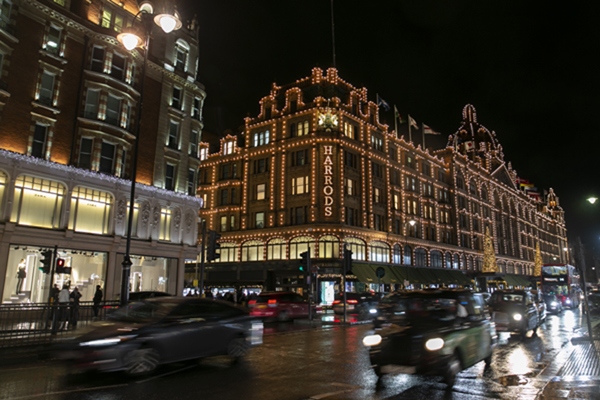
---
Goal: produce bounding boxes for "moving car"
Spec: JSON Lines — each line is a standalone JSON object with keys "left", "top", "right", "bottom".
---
{"left": 61, "top": 297, "right": 263, "bottom": 375}
{"left": 489, "top": 290, "right": 540, "bottom": 338}
{"left": 128, "top": 291, "right": 172, "bottom": 302}
{"left": 363, "top": 289, "right": 496, "bottom": 387}
{"left": 248, "top": 292, "right": 309, "bottom": 321}
{"left": 542, "top": 293, "right": 563, "bottom": 314}
{"left": 332, "top": 292, "right": 379, "bottom": 316}
{"left": 587, "top": 291, "right": 600, "bottom": 312}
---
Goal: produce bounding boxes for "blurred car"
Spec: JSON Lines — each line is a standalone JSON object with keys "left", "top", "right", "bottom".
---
{"left": 489, "top": 290, "right": 541, "bottom": 338}
{"left": 128, "top": 291, "right": 172, "bottom": 302}
{"left": 530, "top": 290, "right": 547, "bottom": 322}
{"left": 61, "top": 297, "right": 262, "bottom": 375}
{"left": 332, "top": 292, "right": 379, "bottom": 316}
{"left": 363, "top": 289, "right": 496, "bottom": 387}
{"left": 248, "top": 292, "right": 309, "bottom": 321}
{"left": 542, "top": 293, "right": 563, "bottom": 314}
{"left": 587, "top": 291, "right": 600, "bottom": 312}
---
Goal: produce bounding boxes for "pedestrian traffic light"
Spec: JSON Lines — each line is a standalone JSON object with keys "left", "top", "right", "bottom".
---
{"left": 55, "top": 258, "right": 71, "bottom": 275}
{"left": 299, "top": 251, "right": 310, "bottom": 272}
{"left": 207, "top": 230, "right": 221, "bottom": 262}
{"left": 39, "top": 250, "right": 53, "bottom": 274}
{"left": 343, "top": 248, "right": 353, "bottom": 275}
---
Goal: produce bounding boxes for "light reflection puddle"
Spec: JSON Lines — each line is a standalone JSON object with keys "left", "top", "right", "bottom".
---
{"left": 497, "top": 374, "right": 529, "bottom": 386}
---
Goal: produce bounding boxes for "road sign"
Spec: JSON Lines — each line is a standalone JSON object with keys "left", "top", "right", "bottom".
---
{"left": 376, "top": 267, "right": 386, "bottom": 279}
{"left": 311, "top": 266, "right": 318, "bottom": 274}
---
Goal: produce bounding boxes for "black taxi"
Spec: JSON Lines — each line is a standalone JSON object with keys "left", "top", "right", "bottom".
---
{"left": 488, "top": 290, "right": 541, "bottom": 338}
{"left": 363, "top": 289, "right": 497, "bottom": 387}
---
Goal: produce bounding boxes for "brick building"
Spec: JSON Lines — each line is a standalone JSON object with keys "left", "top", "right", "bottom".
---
{"left": 0, "top": 0, "right": 205, "bottom": 303}
{"left": 196, "top": 68, "right": 567, "bottom": 303}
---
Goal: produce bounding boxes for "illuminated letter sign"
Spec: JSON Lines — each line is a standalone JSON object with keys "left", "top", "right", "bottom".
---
{"left": 323, "top": 145, "right": 334, "bottom": 217}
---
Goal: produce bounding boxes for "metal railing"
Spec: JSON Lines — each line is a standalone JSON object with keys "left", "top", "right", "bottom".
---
{"left": 0, "top": 301, "right": 119, "bottom": 348}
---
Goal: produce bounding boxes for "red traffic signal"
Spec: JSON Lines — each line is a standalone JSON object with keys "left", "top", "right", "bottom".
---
{"left": 56, "top": 258, "right": 71, "bottom": 275}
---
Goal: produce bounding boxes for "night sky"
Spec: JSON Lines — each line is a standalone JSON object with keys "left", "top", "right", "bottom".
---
{"left": 180, "top": 1, "right": 600, "bottom": 251}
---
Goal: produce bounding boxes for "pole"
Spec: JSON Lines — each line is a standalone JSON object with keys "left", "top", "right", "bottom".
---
{"left": 408, "top": 115, "right": 412, "bottom": 143}
{"left": 308, "top": 249, "right": 312, "bottom": 321}
{"left": 421, "top": 122, "right": 425, "bottom": 149}
{"left": 199, "top": 220, "right": 207, "bottom": 297}
{"left": 394, "top": 105, "right": 399, "bottom": 139}
{"left": 46, "top": 246, "right": 58, "bottom": 305}
{"left": 330, "top": 0, "right": 336, "bottom": 68}
{"left": 576, "top": 237, "right": 595, "bottom": 339}
{"left": 121, "top": 19, "right": 151, "bottom": 307}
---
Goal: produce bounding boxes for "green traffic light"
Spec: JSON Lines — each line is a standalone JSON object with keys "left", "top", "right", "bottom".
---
{"left": 299, "top": 266, "right": 304, "bottom": 271}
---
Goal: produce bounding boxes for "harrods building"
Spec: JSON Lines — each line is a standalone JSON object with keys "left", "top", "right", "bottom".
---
{"left": 0, "top": 0, "right": 205, "bottom": 303}
{"left": 197, "top": 68, "right": 567, "bottom": 303}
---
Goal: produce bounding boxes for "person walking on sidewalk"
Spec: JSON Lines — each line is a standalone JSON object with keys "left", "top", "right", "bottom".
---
{"left": 57, "top": 285, "right": 70, "bottom": 330}
{"left": 93, "top": 285, "right": 103, "bottom": 318}
{"left": 69, "top": 287, "right": 82, "bottom": 329}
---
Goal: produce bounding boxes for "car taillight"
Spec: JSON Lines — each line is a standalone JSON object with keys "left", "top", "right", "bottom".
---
{"left": 248, "top": 300, "right": 256, "bottom": 306}
{"left": 268, "top": 299, "right": 277, "bottom": 307}
{"left": 332, "top": 300, "right": 341, "bottom": 304}
{"left": 347, "top": 299, "right": 358, "bottom": 304}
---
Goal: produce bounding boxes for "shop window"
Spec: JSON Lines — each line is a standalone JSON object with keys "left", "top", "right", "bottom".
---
{"left": 68, "top": 187, "right": 112, "bottom": 234}
{"left": 241, "top": 240, "right": 264, "bottom": 261}
{"left": 343, "top": 237, "right": 366, "bottom": 261}
{"left": 369, "top": 241, "right": 389, "bottom": 262}
{"left": 267, "top": 238, "right": 286, "bottom": 260}
{"left": 318, "top": 235, "right": 339, "bottom": 259}
{"left": 289, "top": 236, "right": 314, "bottom": 259}
{"left": 218, "top": 243, "right": 238, "bottom": 262}
{"left": 11, "top": 176, "right": 65, "bottom": 229}
{"left": 120, "top": 256, "right": 176, "bottom": 294}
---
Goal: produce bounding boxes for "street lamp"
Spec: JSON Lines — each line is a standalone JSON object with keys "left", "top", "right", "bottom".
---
{"left": 587, "top": 197, "right": 598, "bottom": 205}
{"left": 404, "top": 219, "right": 416, "bottom": 288}
{"left": 116, "top": 7, "right": 182, "bottom": 306}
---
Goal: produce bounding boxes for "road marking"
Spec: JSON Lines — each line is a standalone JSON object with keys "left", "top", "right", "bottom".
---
{"left": 135, "top": 364, "right": 197, "bottom": 384}
{"left": 6, "top": 384, "right": 128, "bottom": 399}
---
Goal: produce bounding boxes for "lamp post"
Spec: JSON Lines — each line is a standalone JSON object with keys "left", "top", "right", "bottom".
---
{"left": 116, "top": 7, "right": 182, "bottom": 306}
{"left": 404, "top": 219, "right": 416, "bottom": 289}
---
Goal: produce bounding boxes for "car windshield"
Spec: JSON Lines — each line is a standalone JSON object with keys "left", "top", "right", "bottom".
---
{"left": 543, "top": 295, "right": 557, "bottom": 302}
{"left": 381, "top": 295, "right": 459, "bottom": 322}
{"left": 108, "top": 300, "right": 178, "bottom": 322}
{"left": 491, "top": 293, "right": 523, "bottom": 303}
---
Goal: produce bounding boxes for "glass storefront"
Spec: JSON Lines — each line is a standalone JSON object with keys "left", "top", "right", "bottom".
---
{"left": 114, "top": 254, "right": 178, "bottom": 296}
{"left": 3, "top": 246, "right": 107, "bottom": 304}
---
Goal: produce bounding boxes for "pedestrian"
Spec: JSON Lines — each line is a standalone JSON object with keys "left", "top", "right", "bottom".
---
{"left": 69, "top": 287, "right": 82, "bottom": 329}
{"left": 16, "top": 259, "right": 27, "bottom": 294}
{"left": 93, "top": 285, "right": 103, "bottom": 318}
{"left": 57, "top": 285, "right": 70, "bottom": 330}
{"left": 50, "top": 284, "right": 60, "bottom": 304}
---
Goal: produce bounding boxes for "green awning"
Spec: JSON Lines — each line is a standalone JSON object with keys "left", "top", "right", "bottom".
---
{"left": 369, "top": 264, "right": 406, "bottom": 284}
{"left": 447, "top": 270, "right": 472, "bottom": 285}
{"left": 351, "top": 264, "right": 379, "bottom": 284}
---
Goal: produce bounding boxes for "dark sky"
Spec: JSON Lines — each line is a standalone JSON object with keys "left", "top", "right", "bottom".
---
{"left": 180, "top": 0, "right": 600, "bottom": 251}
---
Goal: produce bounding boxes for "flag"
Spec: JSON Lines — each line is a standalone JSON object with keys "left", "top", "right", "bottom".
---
{"left": 423, "top": 123, "right": 440, "bottom": 135}
{"left": 464, "top": 141, "right": 474, "bottom": 151}
{"left": 394, "top": 105, "right": 404, "bottom": 123}
{"left": 376, "top": 94, "right": 390, "bottom": 111}
{"left": 409, "top": 115, "right": 418, "bottom": 130}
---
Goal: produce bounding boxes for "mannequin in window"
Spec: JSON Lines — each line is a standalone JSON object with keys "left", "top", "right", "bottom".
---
{"left": 16, "top": 259, "right": 27, "bottom": 294}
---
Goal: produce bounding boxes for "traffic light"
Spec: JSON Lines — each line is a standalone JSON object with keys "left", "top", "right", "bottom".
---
{"left": 343, "top": 248, "right": 353, "bottom": 275}
{"left": 207, "top": 230, "right": 221, "bottom": 262}
{"left": 55, "top": 258, "right": 71, "bottom": 275}
{"left": 39, "top": 250, "right": 53, "bottom": 274}
{"left": 299, "top": 251, "right": 310, "bottom": 272}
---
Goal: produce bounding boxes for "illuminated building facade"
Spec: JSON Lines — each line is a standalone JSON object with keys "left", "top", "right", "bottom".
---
{"left": 197, "top": 68, "right": 567, "bottom": 299}
{"left": 0, "top": 0, "right": 205, "bottom": 303}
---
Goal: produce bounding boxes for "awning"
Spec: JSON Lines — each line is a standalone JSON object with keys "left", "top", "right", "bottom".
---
{"left": 502, "top": 274, "right": 531, "bottom": 287}
{"left": 369, "top": 264, "right": 406, "bottom": 284}
{"left": 351, "top": 264, "right": 379, "bottom": 284}
{"left": 446, "top": 269, "right": 472, "bottom": 285}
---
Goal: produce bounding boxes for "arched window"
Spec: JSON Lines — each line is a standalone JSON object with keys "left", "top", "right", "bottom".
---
{"left": 318, "top": 235, "right": 339, "bottom": 259}
{"left": 290, "top": 236, "right": 314, "bottom": 259}
{"left": 453, "top": 254, "right": 460, "bottom": 269}
{"left": 241, "top": 240, "right": 264, "bottom": 261}
{"left": 11, "top": 175, "right": 65, "bottom": 229}
{"left": 445, "top": 252, "right": 452, "bottom": 269}
{"left": 430, "top": 250, "right": 442, "bottom": 268}
{"left": 469, "top": 180, "right": 478, "bottom": 197}
{"left": 68, "top": 186, "right": 113, "bottom": 235}
{"left": 415, "top": 248, "right": 426, "bottom": 267}
{"left": 392, "top": 244, "right": 402, "bottom": 264}
{"left": 456, "top": 173, "right": 465, "bottom": 190}
{"left": 498, "top": 261, "right": 506, "bottom": 274}
{"left": 343, "top": 237, "right": 366, "bottom": 261}
{"left": 369, "top": 241, "right": 390, "bottom": 262}
{"left": 0, "top": 170, "right": 7, "bottom": 216}
{"left": 481, "top": 185, "right": 488, "bottom": 202}
{"left": 267, "top": 238, "right": 286, "bottom": 260}
{"left": 404, "top": 245, "right": 412, "bottom": 265}
{"left": 219, "top": 243, "right": 238, "bottom": 262}
{"left": 460, "top": 254, "right": 466, "bottom": 269}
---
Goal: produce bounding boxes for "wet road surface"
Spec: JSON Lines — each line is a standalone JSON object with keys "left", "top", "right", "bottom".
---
{"left": 0, "top": 308, "right": 596, "bottom": 400}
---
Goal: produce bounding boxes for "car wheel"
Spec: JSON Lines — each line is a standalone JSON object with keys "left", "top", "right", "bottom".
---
{"left": 227, "top": 337, "right": 250, "bottom": 361}
{"left": 443, "top": 352, "right": 461, "bottom": 387}
{"left": 277, "top": 310, "right": 289, "bottom": 322}
{"left": 124, "top": 348, "right": 160, "bottom": 376}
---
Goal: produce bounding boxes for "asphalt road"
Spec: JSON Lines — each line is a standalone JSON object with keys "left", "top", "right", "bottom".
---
{"left": 0, "top": 308, "right": 595, "bottom": 400}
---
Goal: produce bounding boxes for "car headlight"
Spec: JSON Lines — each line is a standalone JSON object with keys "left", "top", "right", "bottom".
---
{"left": 79, "top": 335, "right": 137, "bottom": 347}
{"left": 551, "top": 302, "right": 558, "bottom": 306}
{"left": 566, "top": 299, "right": 571, "bottom": 304}
{"left": 513, "top": 313, "right": 522, "bottom": 321}
{"left": 425, "top": 338, "right": 444, "bottom": 351}
{"left": 369, "top": 308, "right": 377, "bottom": 314}
{"left": 363, "top": 334, "right": 382, "bottom": 347}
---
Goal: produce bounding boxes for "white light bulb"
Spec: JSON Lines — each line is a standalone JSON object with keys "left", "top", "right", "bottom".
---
{"left": 121, "top": 34, "right": 140, "bottom": 51}
{"left": 159, "top": 16, "right": 177, "bottom": 33}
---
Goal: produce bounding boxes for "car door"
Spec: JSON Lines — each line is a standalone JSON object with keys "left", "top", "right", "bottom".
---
{"left": 455, "top": 294, "right": 491, "bottom": 367}
{"left": 524, "top": 293, "right": 538, "bottom": 330}
{"left": 286, "top": 294, "right": 308, "bottom": 317}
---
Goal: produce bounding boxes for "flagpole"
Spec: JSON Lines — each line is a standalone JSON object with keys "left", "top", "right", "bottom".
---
{"left": 422, "top": 122, "right": 425, "bottom": 149}
{"left": 408, "top": 114, "right": 412, "bottom": 143}
{"left": 394, "top": 105, "right": 398, "bottom": 139}
{"left": 330, "top": 0, "right": 336, "bottom": 68}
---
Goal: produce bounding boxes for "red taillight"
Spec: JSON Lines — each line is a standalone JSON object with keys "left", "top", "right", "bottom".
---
{"left": 268, "top": 299, "right": 277, "bottom": 307}
{"left": 248, "top": 300, "right": 256, "bottom": 306}
{"left": 332, "top": 300, "right": 341, "bottom": 304}
{"left": 347, "top": 299, "right": 358, "bottom": 304}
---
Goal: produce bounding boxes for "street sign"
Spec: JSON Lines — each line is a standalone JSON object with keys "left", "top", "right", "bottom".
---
{"left": 311, "top": 266, "right": 318, "bottom": 274}
{"left": 376, "top": 267, "right": 386, "bottom": 278}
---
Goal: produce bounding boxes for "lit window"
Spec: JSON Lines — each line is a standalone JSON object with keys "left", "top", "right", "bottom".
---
{"left": 394, "top": 194, "right": 399, "bottom": 209}
{"left": 106, "top": 95, "right": 121, "bottom": 127}
{"left": 189, "top": 130, "right": 199, "bottom": 157}
{"left": 199, "top": 147, "right": 208, "bottom": 161}
{"left": 256, "top": 183, "right": 266, "bottom": 200}
{"left": 68, "top": 187, "right": 112, "bottom": 235}
{"left": 346, "top": 178, "right": 353, "bottom": 195}
{"left": 101, "top": 8, "right": 112, "bottom": 29}
{"left": 159, "top": 209, "right": 171, "bottom": 241}
{"left": 220, "top": 216, "right": 227, "bottom": 232}
{"left": 45, "top": 25, "right": 61, "bottom": 55}
{"left": 11, "top": 176, "right": 66, "bottom": 229}
{"left": 172, "top": 86, "right": 182, "bottom": 109}
{"left": 253, "top": 131, "right": 270, "bottom": 147}
{"left": 292, "top": 176, "right": 309, "bottom": 195}
{"left": 224, "top": 141, "right": 234, "bottom": 154}
{"left": 255, "top": 212, "right": 264, "bottom": 229}
{"left": 192, "top": 97, "right": 201, "bottom": 120}
{"left": 374, "top": 188, "right": 380, "bottom": 203}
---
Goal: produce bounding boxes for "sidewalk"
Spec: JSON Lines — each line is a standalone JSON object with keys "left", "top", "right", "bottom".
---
{"left": 536, "top": 318, "right": 600, "bottom": 399}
